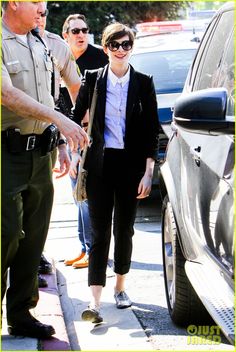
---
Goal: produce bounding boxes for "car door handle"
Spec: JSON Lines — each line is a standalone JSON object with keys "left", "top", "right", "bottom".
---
{"left": 191, "top": 146, "right": 201, "bottom": 166}
{"left": 171, "top": 121, "right": 177, "bottom": 132}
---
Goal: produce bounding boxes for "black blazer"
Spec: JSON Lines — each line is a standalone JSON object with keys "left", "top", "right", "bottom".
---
{"left": 73, "top": 64, "right": 159, "bottom": 176}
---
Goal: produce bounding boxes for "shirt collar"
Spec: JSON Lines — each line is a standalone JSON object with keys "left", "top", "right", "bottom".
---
{"left": 108, "top": 65, "right": 130, "bottom": 87}
{"left": 2, "top": 21, "right": 17, "bottom": 39}
{"left": 2, "top": 21, "right": 32, "bottom": 45}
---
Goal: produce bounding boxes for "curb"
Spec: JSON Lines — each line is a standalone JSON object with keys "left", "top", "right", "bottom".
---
{"left": 36, "top": 261, "right": 71, "bottom": 351}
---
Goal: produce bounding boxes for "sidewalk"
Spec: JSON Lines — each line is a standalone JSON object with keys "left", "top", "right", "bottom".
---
{"left": 1, "top": 254, "right": 70, "bottom": 351}
{"left": 1, "top": 266, "right": 70, "bottom": 351}
{"left": 2, "top": 175, "right": 159, "bottom": 351}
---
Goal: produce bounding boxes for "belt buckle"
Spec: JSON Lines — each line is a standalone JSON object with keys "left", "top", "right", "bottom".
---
{"left": 26, "top": 135, "right": 36, "bottom": 151}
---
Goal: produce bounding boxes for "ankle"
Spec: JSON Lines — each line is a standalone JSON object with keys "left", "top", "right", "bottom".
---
{"left": 89, "top": 302, "right": 100, "bottom": 311}
{"left": 114, "top": 287, "right": 125, "bottom": 294}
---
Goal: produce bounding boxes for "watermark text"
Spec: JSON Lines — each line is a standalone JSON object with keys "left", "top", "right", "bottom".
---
{"left": 187, "top": 325, "right": 221, "bottom": 345}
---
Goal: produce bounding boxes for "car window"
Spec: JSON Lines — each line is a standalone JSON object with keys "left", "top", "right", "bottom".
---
{"left": 130, "top": 49, "right": 196, "bottom": 94}
{"left": 216, "top": 33, "right": 235, "bottom": 116}
{"left": 193, "top": 10, "right": 234, "bottom": 91}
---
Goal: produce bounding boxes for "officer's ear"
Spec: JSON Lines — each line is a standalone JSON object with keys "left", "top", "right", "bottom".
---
{"left": 9, "top": 1, "right": 19, "bottom": 11}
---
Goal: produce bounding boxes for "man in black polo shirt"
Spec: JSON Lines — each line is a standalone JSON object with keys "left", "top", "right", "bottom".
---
{"left": 61, "top": 13, "right": 108, "bottom": 111}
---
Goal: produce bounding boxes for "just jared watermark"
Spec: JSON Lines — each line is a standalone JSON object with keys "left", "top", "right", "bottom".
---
{"left": 187, "top": 325, "right": 221, "bottom": 345}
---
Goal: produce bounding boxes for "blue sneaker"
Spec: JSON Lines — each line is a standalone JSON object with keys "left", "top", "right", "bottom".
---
{"left": 114, "top": 291, "right": 132, "bottom": 309}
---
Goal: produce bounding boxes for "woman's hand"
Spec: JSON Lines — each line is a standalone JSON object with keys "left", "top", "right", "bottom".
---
{"left": 136, "top": 174, "right": 152, "bottom": 199}
{"left": 136, "top": 157, "right": 155, "bottom": 199}
{"left": 69, "top": 151, "right": 81, "bottom": 179}
{"left": 53, "top": 144, "right": 71, "bottom": 179}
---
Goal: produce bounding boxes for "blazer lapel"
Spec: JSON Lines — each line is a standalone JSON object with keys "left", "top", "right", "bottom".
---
{"left": 96, "top": 65, "right": 108, "bottom": 127}
{"left": 126, "top": 66, "right": 139, "bottom": 127}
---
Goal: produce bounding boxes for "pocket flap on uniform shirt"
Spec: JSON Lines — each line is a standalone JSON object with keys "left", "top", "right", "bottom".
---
{"left": 6, "top": 60, "right": 29, "bottom": 74}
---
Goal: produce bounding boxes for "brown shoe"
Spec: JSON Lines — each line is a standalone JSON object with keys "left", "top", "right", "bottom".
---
{"left": 72, "top": 255, "right": 89, "bottom": 268}
{"left": 64, "top": 252, "right": 85, "bottom": 266}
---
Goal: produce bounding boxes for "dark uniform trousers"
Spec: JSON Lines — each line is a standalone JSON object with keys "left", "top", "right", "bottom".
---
{"left": 1, "top": 143, "right": 54, "bottom": 324}
{"left": 87, "top": 148, "right": 142, "bottom": 287}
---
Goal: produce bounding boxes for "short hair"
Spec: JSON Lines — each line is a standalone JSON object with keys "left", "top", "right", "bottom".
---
{"left": 62, "top": 14, "right": 89, "bottom": 34}
{"left": 101, "top": 23, "right": 135, "bottom": 47}
{"left": 2, "top": 1, "right": 8, "bottom": 10}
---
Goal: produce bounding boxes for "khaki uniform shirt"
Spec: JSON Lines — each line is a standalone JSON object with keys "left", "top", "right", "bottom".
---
{"left": 43, "top": 30, "right": 80, "bottom": 101}
{"left": 2, "top": 23, "right": 54, "bottom": 134}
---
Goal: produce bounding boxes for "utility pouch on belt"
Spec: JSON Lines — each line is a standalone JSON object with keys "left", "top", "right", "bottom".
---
{"left": 41, "top": 124, "right": 60, "bottom": 155}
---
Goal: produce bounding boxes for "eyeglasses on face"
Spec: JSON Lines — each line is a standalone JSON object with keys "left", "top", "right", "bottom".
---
{"left": 40, "top": 9, "right": 49, "bottom": 18}
{"left": 70, "top": 28, "right": 89, "bottom": 35}
{"left": 107, "top": 40, "right": 133, "bottom": 52}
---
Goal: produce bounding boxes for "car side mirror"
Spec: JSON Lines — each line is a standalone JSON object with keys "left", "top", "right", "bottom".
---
{"left": 173, "top": 88, "right": 234, "bottom": 135}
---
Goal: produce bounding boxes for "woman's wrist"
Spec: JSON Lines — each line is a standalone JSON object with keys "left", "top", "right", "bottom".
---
{"left": 58, "top": 138, "right": 67, "bottom": 146}
{"left": 145, "top": 158, "right": 155, "bottom": 177}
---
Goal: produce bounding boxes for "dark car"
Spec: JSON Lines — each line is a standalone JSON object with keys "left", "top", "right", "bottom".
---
{"left": 160, "top": 2, "right": 234, "bottom": 345}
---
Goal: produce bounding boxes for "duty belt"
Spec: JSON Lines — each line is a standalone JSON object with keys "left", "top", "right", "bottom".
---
{"left": 2, "top": 125, "right": 60, "bottom": 154}
{"left": 1, "top": 130, "right": 41, "bottom": 151}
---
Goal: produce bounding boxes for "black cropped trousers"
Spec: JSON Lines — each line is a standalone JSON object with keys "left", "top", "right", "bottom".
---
{"left": 87, "top": 148, "right": 142, "bottom": 286}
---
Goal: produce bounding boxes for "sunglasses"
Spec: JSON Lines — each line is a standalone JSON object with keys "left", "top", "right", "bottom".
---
{"left": 70, "top": 28, "right": 89, "bottom": 35}
{"left": 40, "top": 9, "right": 49, "bottom": 18}
{"left": 107, "top": 40, "right": 133, "bottom": 52}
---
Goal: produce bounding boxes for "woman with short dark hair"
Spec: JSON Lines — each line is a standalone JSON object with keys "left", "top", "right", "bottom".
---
{"left": 74, "top": 22, "right": 159, "bottom": 323}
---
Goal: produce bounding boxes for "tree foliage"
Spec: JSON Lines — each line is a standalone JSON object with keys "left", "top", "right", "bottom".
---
{"left": 47, "top": 1, "right": 190, "bottom": 43}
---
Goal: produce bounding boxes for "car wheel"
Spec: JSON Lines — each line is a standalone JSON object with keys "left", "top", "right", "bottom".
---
{"left": 162, "top": 195, "right": 211, "bottom": 326}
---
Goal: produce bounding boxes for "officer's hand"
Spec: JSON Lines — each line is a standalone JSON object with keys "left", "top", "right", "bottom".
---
{"left": 57, "top": 116, "right": 89, "bottom": 152}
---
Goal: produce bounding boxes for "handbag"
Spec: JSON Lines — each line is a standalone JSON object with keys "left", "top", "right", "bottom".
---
{"left": 73, "top": 71, "right": 100, "bottom": 202}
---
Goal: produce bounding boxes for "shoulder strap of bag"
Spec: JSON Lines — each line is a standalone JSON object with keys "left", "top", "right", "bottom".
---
{"left": 79, "top": 67, "right": 103, "bottom": 168}
{"left": 87, "top": 68, "right": 102, "bottom": 137}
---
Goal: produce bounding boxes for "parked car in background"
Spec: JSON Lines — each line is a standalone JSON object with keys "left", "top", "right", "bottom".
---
{"left": 160, "top": 2, "right": 234, "bottom": 344}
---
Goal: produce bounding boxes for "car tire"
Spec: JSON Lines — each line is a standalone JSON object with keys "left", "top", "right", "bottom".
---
{"left": 162, "top": 195, "right": 211, "bottom": 326}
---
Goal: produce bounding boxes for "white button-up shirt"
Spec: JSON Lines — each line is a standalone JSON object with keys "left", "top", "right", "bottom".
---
{"left": 104, "top": 66, "right": 130, "bottom": 149}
